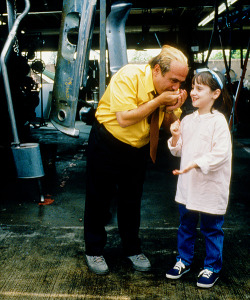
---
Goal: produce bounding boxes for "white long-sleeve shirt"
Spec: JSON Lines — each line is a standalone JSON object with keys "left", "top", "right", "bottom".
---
{"left": 168, "top": 110, "right": 232, "bottom": 215}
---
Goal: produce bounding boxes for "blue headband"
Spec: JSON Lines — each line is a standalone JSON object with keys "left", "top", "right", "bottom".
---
{"left": 196, "top": 68, "right": 223, "bottom": 89}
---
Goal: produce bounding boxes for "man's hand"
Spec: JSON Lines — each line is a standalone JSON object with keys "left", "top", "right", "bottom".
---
{"left": 157, "top": 90, "right": 180, "bottom": 107}
{"left": 164, "top": 89, "right": 187, "bottom": 112}
{"left": 172, "top": 162, "right": 198, "bottom": 175}
{"left": 115, "top": 89, "right": 187, "bottom": 128}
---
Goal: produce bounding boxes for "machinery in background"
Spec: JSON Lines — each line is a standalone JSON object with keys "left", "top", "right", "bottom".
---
{"left": 1, "top": 0, "right": 249, "bottom": 140}
{"left": 49, "top": 0, "right": 132, "bottom": 136}
{"left": 1, "top": 0, "right": 45, "bottom": 202}
{"left": 78, "top": 59, "right": 99, "bottom": 125}
{"left": 49, "top": 0, "right": 97, "bottom": 137}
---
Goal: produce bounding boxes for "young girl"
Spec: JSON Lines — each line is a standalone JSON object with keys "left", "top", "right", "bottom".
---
{"left": 166, "top": 69, "right": 232, "bottom": 288}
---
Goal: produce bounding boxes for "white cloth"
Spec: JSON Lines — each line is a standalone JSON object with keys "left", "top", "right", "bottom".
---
{"left": 168, "top": 110, "right": 232, "bottom": 215}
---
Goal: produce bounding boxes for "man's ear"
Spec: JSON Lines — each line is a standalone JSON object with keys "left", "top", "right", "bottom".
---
{"left": 153, "top": 64, "right": 161, "bottom": 75}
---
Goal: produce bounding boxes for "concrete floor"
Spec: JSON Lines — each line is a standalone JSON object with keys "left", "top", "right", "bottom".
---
{"left": 0, "top": 121, "right": 249, "bottom": 300}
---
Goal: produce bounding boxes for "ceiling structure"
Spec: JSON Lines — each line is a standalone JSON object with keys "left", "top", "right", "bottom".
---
{"left": 0, "top": 0, "right": 250, "bottom": 56}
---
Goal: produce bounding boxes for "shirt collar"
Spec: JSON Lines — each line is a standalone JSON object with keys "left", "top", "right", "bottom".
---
{"left": 193, "top": 109, "right": 219, "bottom": 120}
{"left": 145, "top": 64, "right": 156, "bottom": 96}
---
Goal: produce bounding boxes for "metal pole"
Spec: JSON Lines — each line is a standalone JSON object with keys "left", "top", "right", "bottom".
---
{"left": 99, "top": 0, "right": 106, "bottom": 99}
{"left": 229, "top": 38, "right": 250, "bottom": 130}
{"left": 154, "top": 33, "right": 162, "bottom": 48}
{"left": 0, "top": 0, "right": 31, "bottom": 146}
{"left": 39, "top": 51, "right": 47, "bottom": 126}
{"left": 0, "top": 0, "right": 15, "bottom": 75}
{"left": 6, "top": 0, "right": 15, "bottom": 32}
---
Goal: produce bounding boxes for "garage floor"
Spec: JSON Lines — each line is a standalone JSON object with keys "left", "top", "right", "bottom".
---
{"left": 0, "top": 121, "right": 249, "bottom": 300}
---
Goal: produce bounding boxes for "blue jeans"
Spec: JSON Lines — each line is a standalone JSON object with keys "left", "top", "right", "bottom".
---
{"left": 177, "top": 204, "right": 224, "bottom": 273}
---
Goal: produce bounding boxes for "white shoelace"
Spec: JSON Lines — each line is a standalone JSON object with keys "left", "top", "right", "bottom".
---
{"left": 174, "top": 259, "right": 186, "bottom": 274}
{"left": 198, "top": 269, "right": 213, "bottom": 278}
{"left": 92, "top": 256, "right": 105, "bottom": 264}
{"left": 135, "top": 254, "right": 147, "bottom": 261}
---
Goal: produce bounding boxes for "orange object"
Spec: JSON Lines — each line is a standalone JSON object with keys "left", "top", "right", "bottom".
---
{"left": 38, "top": 196, "right": 55, "bottom": 205}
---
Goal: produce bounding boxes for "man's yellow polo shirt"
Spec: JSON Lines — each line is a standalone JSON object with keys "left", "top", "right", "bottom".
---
{"left": 95, "top": 64, "right": 180, "bottom": 148}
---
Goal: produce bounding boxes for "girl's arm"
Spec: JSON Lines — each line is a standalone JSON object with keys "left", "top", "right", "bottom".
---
{"left": 173, "top": 162, "right": 198, "bottom": 175}
{"left": 170, "top": 119, "right": 181, "bottom": 146}
{"left": 167, "top": 119, "right": 182, "bottom": 157}
{"left": 173, "top": 116, "right": 231, "bottom": 175}
{"left": 194, "top": 118, "right": 232, "bottom": 174}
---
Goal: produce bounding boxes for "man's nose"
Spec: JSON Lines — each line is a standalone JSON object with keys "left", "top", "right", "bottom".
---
{"left": 172, "top": 83, "right": 181, "bottom": 91}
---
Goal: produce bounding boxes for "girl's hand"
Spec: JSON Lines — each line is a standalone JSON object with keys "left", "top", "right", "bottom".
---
{"left": 172, "top": 162, "right": 198, "bottom": 175}
{"left": 170, "top": 119, "right": 181, "bottom": 137}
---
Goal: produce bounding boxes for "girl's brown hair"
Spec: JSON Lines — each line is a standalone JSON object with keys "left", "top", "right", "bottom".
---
{"left": 192, "top": 71, "right": 232, "bottom": 119}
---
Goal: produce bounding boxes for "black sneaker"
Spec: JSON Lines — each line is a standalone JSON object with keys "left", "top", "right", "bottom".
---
{"left": 166, "top": 259, "right": 190, "bottom": 279}
{"left": 85, "top": 255, "right": 109, "bottom": 275}
{"left": 197, "top": 269, "right": 219, "bottom": 288}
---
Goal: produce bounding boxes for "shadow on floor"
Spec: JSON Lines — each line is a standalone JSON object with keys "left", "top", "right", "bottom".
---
{"left": 0, "top": 122, "right": 249, "bottom": 299}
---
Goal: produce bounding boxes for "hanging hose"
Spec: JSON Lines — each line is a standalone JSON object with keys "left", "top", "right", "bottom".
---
{"left": 0, "top": 0, "right": 30, "bottom": 146}
{"left": 205, "top": 0, "right": 218, "bottom": 65}
{"left": 229, "top": 38, "right": 250, "bottom": 130}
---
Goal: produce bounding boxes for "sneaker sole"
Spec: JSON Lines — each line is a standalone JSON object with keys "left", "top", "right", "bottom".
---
{"left": 86, "top": 263, "right": 109, "bottom": 275}
{"left": 197, "top": 277, "right": 219, "bottom": 288}
{"left": 132, "top": 265, "right": 151, "bottom": 272}
{"left": 166, "top": 268, "right": 190, "bottom": 279}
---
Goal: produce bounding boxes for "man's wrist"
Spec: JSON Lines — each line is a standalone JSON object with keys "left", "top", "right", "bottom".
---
{"left": 163, "top": 106, "right": 174, "bottom": 113}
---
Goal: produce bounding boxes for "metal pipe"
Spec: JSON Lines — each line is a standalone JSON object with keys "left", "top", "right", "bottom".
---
{"left": 6, "top": 0, "right": 15, "bottom": 32}
{"left": 0, "top": 0, "right": 31, "bottom": 146}
{"left": 229, "top": 38, "right": 250, "bottom": 130}
{"left": 154, "top": 32, "right": 162, "bottom": 48}
{"left": 99, "top": 0, "right": 106, "bottom": 99}
{"left": 0, "top": 0, "right": 15, "bottom": 76}
{"left": 106, "top": 1, "right": 132, "bottom": 76}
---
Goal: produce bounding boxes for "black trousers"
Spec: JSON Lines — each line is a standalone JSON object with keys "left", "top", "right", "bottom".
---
{"left": 84, "top": 120, "right": 148, "bottom": 256}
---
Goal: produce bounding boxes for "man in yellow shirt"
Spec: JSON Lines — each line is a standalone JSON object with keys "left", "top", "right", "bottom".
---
{"left": 84, "top": 45, "right": 189, "bottom": 275}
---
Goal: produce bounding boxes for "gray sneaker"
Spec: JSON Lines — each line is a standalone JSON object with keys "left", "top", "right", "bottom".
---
{"left": 127, "top": 253, "right": 151, "bottom": 271}
{"left": 85, "top": 255, "right": 109, "bottom": 275}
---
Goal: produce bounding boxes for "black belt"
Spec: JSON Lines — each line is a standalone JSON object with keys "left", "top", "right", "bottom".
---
{"left": 93, "top": 120, "right": 147, "bottom": 153}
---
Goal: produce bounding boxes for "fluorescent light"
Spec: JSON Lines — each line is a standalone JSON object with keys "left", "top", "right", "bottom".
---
{"left": 198, "top": 0, "right": 239, "bottom": 26}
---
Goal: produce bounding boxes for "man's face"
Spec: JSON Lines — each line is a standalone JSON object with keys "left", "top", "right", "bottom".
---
{"left": 152, "top": 60, "right": 188, "bottom": 94}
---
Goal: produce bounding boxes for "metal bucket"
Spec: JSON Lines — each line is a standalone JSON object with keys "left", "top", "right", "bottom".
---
{"left": 11, "top": 143, "right": 45, "bottom": 178}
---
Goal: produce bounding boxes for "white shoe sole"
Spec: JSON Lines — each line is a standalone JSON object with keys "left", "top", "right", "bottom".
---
{"left": 197, "top": 276, "right": 219, "bottom": 288}
{"left": 87, "top": 265, "right": 109, "bottom": 275}
{"left": 132, "top": 265, "right": 151, "bottom": 272}
{"left": 166, "top": 268, "right": 190, "bottom": 279}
